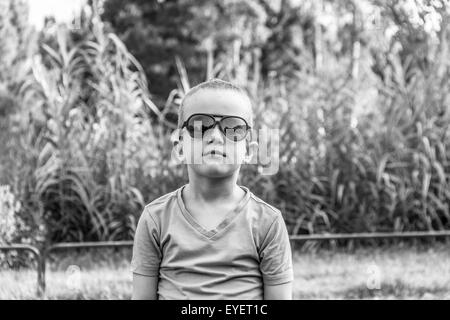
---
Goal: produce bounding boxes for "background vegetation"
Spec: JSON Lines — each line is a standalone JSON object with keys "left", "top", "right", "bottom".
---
{"left": 0, "top": 0, "right": 449, "bottom": 248}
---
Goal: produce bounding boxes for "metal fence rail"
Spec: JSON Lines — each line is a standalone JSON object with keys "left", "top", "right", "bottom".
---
{"left": 48, "top": 241, "right": 134, "bottom": 251}
{"left": 288, "top": 230, "right": 450, "bottom": 241}
{"left": 2, "top": 231, "right": 450, "bottom": 298}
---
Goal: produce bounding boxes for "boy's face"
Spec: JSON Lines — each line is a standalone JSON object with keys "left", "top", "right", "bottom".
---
{"left": 177, "top": 89, "right": 254, "bottom": 178}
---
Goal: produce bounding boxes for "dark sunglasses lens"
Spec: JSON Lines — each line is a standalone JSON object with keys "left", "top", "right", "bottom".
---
{"left": 186, "top": 115, "right": 214, "bottom": 137}
{"left": 221, "top": 117, "right": 248, "bottom": 141}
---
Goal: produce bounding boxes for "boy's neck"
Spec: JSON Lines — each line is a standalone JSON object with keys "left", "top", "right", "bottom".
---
{"left": 185, "top": 171, "right": 243, "bottom": 204}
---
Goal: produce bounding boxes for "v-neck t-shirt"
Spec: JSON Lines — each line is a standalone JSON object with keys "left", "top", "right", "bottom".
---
{"left": 131, "top": 185, "right": 294, "bottom": 300}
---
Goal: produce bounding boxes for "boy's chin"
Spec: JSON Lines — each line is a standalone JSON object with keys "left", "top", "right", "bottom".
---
{"left": 191, "top": 164, "right": 240, "bottom": 178}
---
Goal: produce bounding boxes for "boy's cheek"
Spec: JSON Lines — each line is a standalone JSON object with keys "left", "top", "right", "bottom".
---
{"left": 182, "top": 140, "right": 203, "bottom": 164}
{"left": 224, "top": 145, "right": 247, "bottom": 164}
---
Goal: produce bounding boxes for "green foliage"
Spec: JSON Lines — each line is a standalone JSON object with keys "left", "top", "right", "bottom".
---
{"left": 0, "top": 185, "right": 31, "bottom": 268}
{"left": 0, "top": 0, "right": 34, "bottom": 84}
{"left": 0, "top": 185, "right": 24, "bottom": 244}
{"left": 241, "top": 45, "right": 450, "bottom": 234}
{"left": 101, "top": 0, "right": 269, "bottom": 101}
{"left": 0, "top": 0, "right": 449, "bottom": 244}
{"left": 10, "top": 12, "right": 185, "bottom": 242}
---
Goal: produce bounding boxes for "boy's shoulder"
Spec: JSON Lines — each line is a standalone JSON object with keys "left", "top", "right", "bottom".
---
{"left": 146, "top": 188, "right": 179, "bottom": 207}
{"left": 246, "top": 188, "right": 283, "bottom": 224}
{"left": 248, "top": 192, "right": 280, "bottom": 214}
{"left": 141, "top": 187, "right": 180, "bottom": 221}
{"left": 245, "top": 189, "right": 288, "bottom": 247}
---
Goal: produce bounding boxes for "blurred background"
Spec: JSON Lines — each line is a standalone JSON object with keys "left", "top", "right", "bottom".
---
{"left": 0, "top": 0, "right": 449, "bottom": 299}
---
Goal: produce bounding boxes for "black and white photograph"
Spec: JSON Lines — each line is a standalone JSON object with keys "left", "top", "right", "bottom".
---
{"left": 0, "top": 0, "right": 449, "bottom": 304}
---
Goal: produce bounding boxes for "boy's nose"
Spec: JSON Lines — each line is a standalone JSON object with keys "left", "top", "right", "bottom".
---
{"left": 205, "top": 123, "right": 224, "bottom": 144}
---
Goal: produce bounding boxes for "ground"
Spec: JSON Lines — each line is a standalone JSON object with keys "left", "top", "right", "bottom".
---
{"left": 0, "top": 242, "right": 449, "bottom": 299}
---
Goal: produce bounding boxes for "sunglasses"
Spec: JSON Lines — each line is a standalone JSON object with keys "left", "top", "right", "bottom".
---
{"left": 181, "top": 113, "right": 251, "bottom": 142}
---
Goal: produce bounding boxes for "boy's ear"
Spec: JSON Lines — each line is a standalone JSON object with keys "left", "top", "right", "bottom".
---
{"left": 244, "top": 139, "right": 258, "bottom": 164}
{"left": 171, "top": 131, "right": 185, "bottom": 164}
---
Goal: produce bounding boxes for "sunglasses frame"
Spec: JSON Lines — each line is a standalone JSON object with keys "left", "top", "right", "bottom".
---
{"left": 181, "top": 113, "right": 251, "bottom": 141}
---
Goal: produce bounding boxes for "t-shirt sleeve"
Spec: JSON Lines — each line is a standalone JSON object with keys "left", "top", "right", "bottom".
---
{"left": 130, "top": 207, "right": 162, "bottom": 277}
{"left": 259, "top": 213, "right": 294, "bottom": 285}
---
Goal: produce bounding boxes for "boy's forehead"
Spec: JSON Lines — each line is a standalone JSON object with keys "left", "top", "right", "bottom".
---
{"left": 183, "top": 89, "right": 253, "bottom": 122}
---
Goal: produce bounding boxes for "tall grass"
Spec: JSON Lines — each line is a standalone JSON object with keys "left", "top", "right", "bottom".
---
{"left": 11, "top": 14, "right": 185, "bottom": 243}
{"left": 240, "top": 49, "right": 450, "bottom": 234}
{"left": 216, "top": 20, "right": 450, "bottom": 235}
{"left": 0, "top": 6, "right": 449, "bottom": 245}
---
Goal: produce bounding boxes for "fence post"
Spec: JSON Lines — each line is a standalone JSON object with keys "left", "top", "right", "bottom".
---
{"left": 35, "top": 223, "right": 48, "bottom": 298}
{"left": 36, "top": 248, "right": 46, "bottom": 298}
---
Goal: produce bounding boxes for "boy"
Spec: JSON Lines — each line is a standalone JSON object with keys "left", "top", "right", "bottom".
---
{"left": 131, "top": 79, "right": 293, "bottom": 300}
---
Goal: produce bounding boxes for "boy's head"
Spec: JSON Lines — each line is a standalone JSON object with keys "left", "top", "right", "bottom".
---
{"left": 173, "top": 78, "right": 257, "bottom": 178}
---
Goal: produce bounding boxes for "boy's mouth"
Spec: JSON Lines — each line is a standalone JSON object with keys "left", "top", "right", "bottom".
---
{"left": 203, "top": 150, "right": 226, "bottom": 157}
